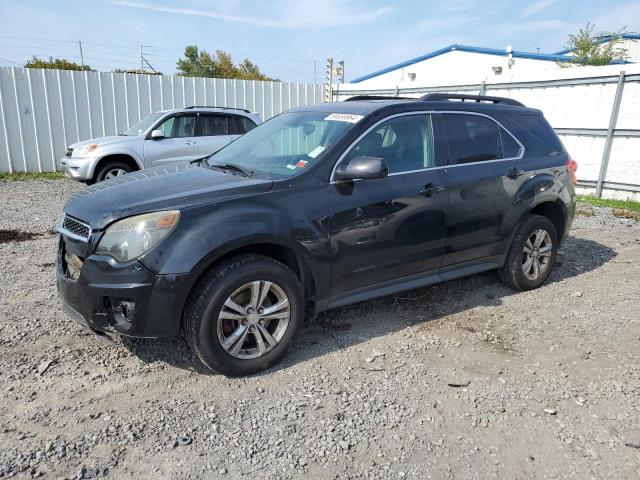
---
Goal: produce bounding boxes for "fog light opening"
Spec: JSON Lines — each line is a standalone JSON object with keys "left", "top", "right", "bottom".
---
{"left": 111, "top": 299, "right": 135, "bottom": 324}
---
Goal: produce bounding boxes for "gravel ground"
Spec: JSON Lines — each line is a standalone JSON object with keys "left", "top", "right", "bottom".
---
{"left": 1, "top": 179, "right": 639, "bottom": 479}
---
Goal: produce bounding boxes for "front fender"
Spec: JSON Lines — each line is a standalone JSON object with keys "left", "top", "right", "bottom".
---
{"left": 92, "top": 147, "right": 144, "bottom": 176}
{"left": 139, "top": 195, "right": 330, "bottom": 296}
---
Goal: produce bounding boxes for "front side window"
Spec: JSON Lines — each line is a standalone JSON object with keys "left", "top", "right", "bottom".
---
{"left": 443, "top": 114, "right": 506, "bottom": 164}
{"left": 157, "top": 114, "right": 196, "bottom": 138}
{"left": 206, "top": 111, "right": 355, "bottom": 179}
{"left": 342, "top": 114, "right": 435, "bottom": 174}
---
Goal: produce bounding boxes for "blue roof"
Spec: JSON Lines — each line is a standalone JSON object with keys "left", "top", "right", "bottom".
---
{"left": 553, "top": 33, "right": 640, "bottom": 55}
{"left": 350, "top": 44, "right": 573, "bottom": 83}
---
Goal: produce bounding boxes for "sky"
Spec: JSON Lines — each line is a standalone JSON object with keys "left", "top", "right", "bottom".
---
{"left": 0, "top": 0, "right": 638, "bottom": 83}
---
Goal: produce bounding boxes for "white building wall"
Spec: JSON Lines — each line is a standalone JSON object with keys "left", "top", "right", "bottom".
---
{"left": 349, "top": 50, "right": 564, "bottom": 90}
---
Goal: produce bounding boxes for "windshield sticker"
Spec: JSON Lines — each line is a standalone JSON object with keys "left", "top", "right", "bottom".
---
{"left": 295, "top": 160, "right": 308, "bottom": 168}
{"left": 308, "top": 146, "right": 325, "bottom": 158}
{"left": 325, "top": 113, "right": 364, "bottom": 123}
{"left": 286, "top": 164, "right": 297, "bottom": 170}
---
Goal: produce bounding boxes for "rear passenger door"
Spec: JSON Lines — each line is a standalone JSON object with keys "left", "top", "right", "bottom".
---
{"left": 197, "top": 114, "right": 242, "bottom": 157}
{"left": 441, "top": 112, "right": 524, "bottom": 268}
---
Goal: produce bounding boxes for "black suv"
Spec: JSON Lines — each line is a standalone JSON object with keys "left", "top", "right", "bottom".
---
{"left": 57, "top": 94, "right": 577, "bottom": 376}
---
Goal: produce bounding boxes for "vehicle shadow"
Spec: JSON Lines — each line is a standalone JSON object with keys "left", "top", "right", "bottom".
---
{"left": 120, "top": 236, "right": 615, "bottom": 376}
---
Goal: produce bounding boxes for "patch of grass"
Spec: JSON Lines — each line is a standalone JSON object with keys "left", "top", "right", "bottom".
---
{"left": 577, "top": 195, "right": 640, "bottom": 213}
{"left": 0, "top": 172, "right": 64, "bottom": 181}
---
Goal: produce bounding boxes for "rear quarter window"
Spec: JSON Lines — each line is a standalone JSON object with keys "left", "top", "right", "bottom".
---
{"left": 506, "top": 114, "right": 565, "bottom": 156}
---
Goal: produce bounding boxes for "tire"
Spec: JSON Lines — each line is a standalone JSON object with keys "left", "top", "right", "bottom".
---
{"left": 185, "top": 254, "right": 305, "bottom": 376}
{"left": 498, "top": 214, "right": 559, "bottom": 291}
{"left": 95, "top": 161, "right": 133, "bottom": 182}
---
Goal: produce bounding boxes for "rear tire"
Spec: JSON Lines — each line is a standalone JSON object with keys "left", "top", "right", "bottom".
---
{"left": 185, "top": 254, "right": 304, "bottom": 377}
{"left": 498, "top": 214, "right": 558, "bottom": 291}
{"left": 95, "top": 161, "right": 133, "bottom": 182}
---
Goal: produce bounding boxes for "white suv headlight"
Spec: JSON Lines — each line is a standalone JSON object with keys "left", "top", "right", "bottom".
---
{"left": 95, "top": 211, "right": 180, "bottom": 263}
{"left": 72, "top": 143, "right": 100, "bottom": 157}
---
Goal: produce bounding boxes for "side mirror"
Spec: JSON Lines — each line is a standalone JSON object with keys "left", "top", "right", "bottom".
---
{"left": 150, "top": 129, "right": 165, "bottom": 140}
{"left": 335, "top": 156, "right": 389, "bottom": 181}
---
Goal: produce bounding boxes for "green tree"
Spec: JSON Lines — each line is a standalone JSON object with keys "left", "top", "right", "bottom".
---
{"left": 176, "top": 46, "right": 273, "bottom": 80}
{"left": 24, "top": 56, "right": 92, "bottom": 71}
{"left": 561, "top": 23, "right": 631, "bottom": 66}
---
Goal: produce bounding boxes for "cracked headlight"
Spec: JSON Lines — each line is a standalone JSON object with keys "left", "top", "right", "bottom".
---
{"left": 95, "top": 211, "right": 180, "bottom": 263}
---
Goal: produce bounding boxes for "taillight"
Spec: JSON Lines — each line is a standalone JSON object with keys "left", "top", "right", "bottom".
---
{"left": 566, "top": 157, "right": 578, "bottom": 185}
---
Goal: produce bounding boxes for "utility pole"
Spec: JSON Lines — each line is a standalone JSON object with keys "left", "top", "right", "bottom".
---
{"left": 325, "top": 58, "right": 334, "bottom": 102}
{"left": 314, "top": 60, "right": 317, "bottom": 84}
{"left": 140, "top": 45, "right": 144, "bottom": 73}
{"left": 78, "top": 41, "right": 85, "bottom": 70}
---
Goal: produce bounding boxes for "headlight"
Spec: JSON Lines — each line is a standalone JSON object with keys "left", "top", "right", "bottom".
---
{"left": 95, "top": 211, "right": 180, "bottom": 263}
{"left": 72, "top": 143, "right": 100, "bottom": 157}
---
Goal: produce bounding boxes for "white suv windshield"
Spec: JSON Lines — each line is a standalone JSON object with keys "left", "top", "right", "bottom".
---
{"left": 122, "top": 112, "right": 166, "bottom": 136}
{"left": 206, "top": 111, "right": 359, "bottom": 179}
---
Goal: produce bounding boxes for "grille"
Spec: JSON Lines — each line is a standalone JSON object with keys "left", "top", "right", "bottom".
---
{"left": 61, "top": 215, "right": 91, "bottom": 241}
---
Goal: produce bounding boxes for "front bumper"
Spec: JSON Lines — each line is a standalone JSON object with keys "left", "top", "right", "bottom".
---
{"left": 56, "top": 235, "right": 190, "bottom": 338}
{"left": 59, "top": 156, "right": 98, "bottom": 181}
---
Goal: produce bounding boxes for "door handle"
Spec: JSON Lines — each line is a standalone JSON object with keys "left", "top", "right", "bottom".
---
{"left": 419, "top": 183, "right": 445, "bottom": 197}
{"left": 505, "top": 166, "right": 525, "bottom": 179}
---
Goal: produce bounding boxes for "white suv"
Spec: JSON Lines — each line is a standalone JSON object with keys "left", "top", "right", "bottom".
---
{"left": 60, "top": 106, "right": 262, "bottom": 183}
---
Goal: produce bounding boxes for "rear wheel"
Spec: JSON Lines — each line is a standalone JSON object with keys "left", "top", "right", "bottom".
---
{"left": 185, "top": 254, "right": 304, "bottom": 376}
{"left": 498, "top": 214, "right": 558, "bottom": 291}
{"left": 95, "top": 161, "right": 133, "bottom": 182}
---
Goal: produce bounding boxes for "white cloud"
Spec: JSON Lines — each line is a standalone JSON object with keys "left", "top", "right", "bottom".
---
{"left": 522, "top": 0, "right": 556, "bottom": 18}
{"left": 110, "top": 0, "right": 392, "bottom": 29}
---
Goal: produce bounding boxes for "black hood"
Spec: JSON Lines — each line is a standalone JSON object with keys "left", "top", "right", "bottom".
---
{"left": 63, "top": 163, "right": 273, "bottom": 229}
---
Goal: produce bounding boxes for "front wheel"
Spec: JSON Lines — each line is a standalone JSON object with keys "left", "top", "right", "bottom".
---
{"left": 498, "top": 214, "right": 558, "bottom": 291}
{"left": 185, "top": 255, "right": 305, "bottom": 376}
{"left": 95, "top": 161, "right": 133, "bottom": 182}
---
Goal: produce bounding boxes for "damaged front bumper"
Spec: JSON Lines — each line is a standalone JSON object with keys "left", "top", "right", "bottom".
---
{"left": 56, "top": 234, "right": 190, "bottom": 338}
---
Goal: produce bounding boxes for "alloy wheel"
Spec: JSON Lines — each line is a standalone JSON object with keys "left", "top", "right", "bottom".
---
{"left": 104, "top": 168, "right": 128, "bottom": 179}
{"left": 521, "top": 229, "right": 553, "bottom": 281}
{"left": 217, "top": 281, "right": 291, "bottom": 359}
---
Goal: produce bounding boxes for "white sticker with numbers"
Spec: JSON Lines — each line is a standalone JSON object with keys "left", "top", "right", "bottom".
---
{"left": 324, "top": 113, "right": 364, "bottom": 123}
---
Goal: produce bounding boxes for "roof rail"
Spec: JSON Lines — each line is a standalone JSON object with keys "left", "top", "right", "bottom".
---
{"left": 419, "top": 93, "right": 525, "bottom": 107}
{"left": 344, "top": 95, "right": 413, "bottom": 101}
{"left": 184, "top": 105, "right": 251, "bottom": 113}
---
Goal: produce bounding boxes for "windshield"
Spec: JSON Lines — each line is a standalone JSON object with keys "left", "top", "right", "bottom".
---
{"left": 206, "top": 111, "right": 359, "bottom": 179}
{"left": 122, "top": 112, "right": 166, "bottom": 136}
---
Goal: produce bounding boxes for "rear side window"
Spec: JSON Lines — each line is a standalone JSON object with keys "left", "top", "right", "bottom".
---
{"left": 507, "top": 114, "right": 564, "bottom": 155}
{"left": 444, "top": 114, "right": 503, "bottom": 164}
{"left": 198, "top": 115, "right": 229, "bottom": 136}
{"left": 235, "top": 116, "right": 257, "bottom": 134}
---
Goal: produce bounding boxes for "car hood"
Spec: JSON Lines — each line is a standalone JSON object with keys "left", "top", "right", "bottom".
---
{"left": 69, "top": 135, "right": 138, "bottom": 149}
{"left": 63, "top": 163, "right": 274, "bottom": 230}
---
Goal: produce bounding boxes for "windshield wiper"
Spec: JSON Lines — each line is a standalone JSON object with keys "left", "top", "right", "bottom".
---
{"left": 209, "top": 162, "right": 254, "bottom": 177}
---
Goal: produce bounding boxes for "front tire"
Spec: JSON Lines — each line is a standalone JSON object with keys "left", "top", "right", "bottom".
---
{"left": 498, "top": 214, "right": 558, "bottom": 291}
{"left": 185, "top": 255, "right": 305, "bottom": 376}
{"left": 95, "top": 161, "right": 133, "bottom": 182}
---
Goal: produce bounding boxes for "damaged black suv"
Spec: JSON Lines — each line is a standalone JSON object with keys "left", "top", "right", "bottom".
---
{"left": 57, "top": 94, "right": 576, "bottom": 376}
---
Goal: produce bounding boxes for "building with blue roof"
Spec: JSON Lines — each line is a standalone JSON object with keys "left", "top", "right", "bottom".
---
{"left": 346, "top": 37, "right": 636, "bottom": 89}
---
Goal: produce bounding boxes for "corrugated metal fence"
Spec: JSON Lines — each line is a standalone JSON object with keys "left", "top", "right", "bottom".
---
{"left": 0, "top": 67, "right": 325, "bottom": 173}
{"left": 334, "top": 70, "right": 640, "bottom": 200}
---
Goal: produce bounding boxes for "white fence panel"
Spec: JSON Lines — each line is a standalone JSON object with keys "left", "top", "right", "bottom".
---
{"left": 0, "top": 67, "right": 325, "bottom": 173}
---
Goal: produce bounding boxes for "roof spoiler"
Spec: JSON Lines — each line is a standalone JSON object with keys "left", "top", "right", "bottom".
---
{"left": 419, "top": 93, "right": 525, "bottom": 107}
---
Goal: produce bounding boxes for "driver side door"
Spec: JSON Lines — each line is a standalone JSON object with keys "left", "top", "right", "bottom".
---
{"left": 143, "top": 113, "right": 199, "bottom": 167}
{"left": 328, "top": 113, "right": 448, "bottom": 301}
